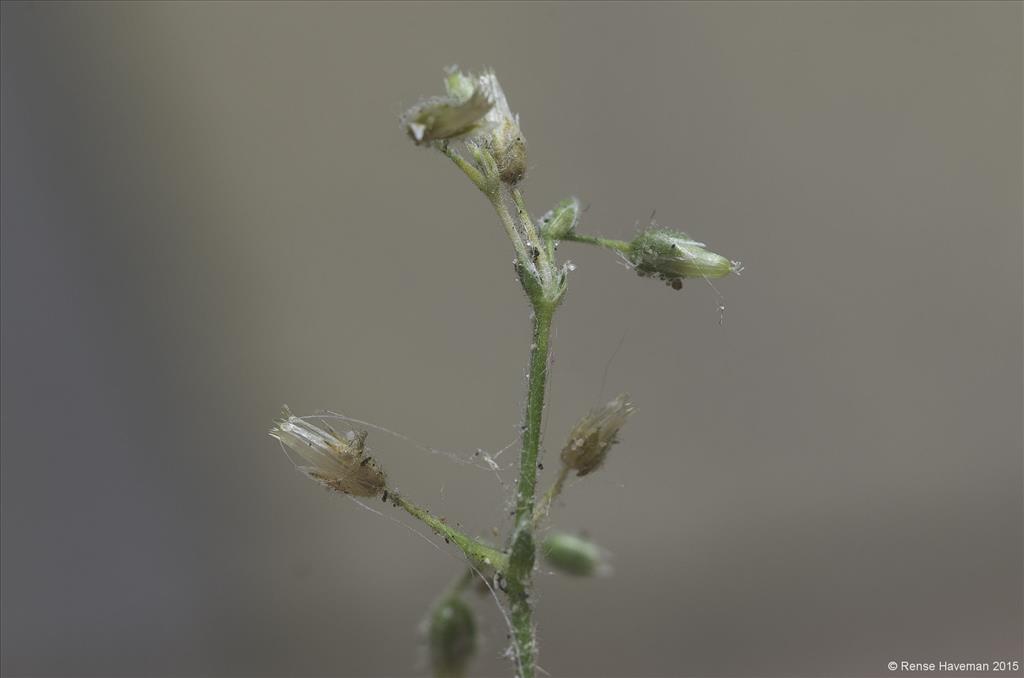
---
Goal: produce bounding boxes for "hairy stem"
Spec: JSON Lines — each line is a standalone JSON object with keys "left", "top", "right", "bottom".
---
{"left": 393, "top": 493, "right": 508, "bottom": 573}
{"left": 510, "top": 187, "right": 553, "bottom": 277}
{"left": 442, "top": 144, "right": 536, "bottom": 272}
{"left": 515, "top": 303, "right": 554, "bottom": 527}
{"left": 439, "top": 143, "right": 487, "bottom": 192}
{"left": 437, "top": 142, "right": 558, "bottom": 678}
{"left": 504, "top": 299, "right": 555, "bottom": 678}
{"left": 533, "top": 465, "right": 570, "bottom": 528}
{"left": 561, "top": 232, "right": 632, "bottom": 254}
{"left": 490, "top": 193, "right": 534, "bottom": 271}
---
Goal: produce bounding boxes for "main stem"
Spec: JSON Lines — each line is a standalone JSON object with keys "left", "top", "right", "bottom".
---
{"left": 506, "top": 299, "right": 554, "bottom": 678}
{"left": 515, "top": 302, "right": 554, "bottom": 526}
{"left": 441, "top": 145, "right": 555, "bottom": 678}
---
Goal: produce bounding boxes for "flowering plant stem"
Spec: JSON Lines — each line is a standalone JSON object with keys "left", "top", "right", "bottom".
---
{"left": 436, "top": 136, "right": 569, "bottom": 675}
{"left": 533, "top": 465, "right": 570, "bottom": 528}
{"left": 394, "top": 494, "right": 508, "bottom": 573}
{"left": 274, "top": 66, "right": 739, "bottom": 678}
{"left": 505, "top": 299, "right": 553, "bottom": 678}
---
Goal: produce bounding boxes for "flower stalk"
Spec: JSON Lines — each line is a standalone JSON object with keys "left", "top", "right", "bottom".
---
{"left": 393, "top": 493, "right": 508, "bottom": 573}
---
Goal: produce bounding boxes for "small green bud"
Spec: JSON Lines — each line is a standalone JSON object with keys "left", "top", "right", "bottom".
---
{"left": 629, "top": 228, "right": 739, "bottom": 288}
{"left": 538, "top": 197, "right": 580, "bottom": 240}
{"left": 429, "top": 597, "right": 477, "bottom": 678}
{"left": 513, "top": 258, "right": 544, "bottom": 301}
{"left": 561, "top": 394, "right": 635, "bottom": 477}
{"left": 542, "top": 532, "right": 608, "bottom": 577}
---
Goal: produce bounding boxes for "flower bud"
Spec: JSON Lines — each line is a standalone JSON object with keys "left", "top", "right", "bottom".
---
{"left": 428, "top": 597, "right": 477, "bottom": 678}
{"left": 477, "top": 71, "right": 527, "bottom": 184}
{"left": 538, "top": 197, "right": 580, "bottom": 240}
{"left": 629, "top": 228, "right": 739, "bottom": 288}
{"left": 561, "top": 394, "right": 635, "bottom": 477}
{"left": 443, "top": 66, "right": 476, "bottom": 102}
{"left": 270, "top": 407, "right": 386, "bottom": 497}
{"left": 542, "top": 532, "right": 609, "bottom": 577}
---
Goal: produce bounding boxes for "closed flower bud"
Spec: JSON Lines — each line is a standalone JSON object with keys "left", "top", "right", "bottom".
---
{"left": 270, "top": 407, "right": 386, "bottom": 497}
{"left": 629, "top": 228, "right": 739, "bottom": 288}
{"left": 542, "top": 532, "right": 609, "bottom": 577}
{"left": 561, "top": 394, "right": 635, "bottom": 477}
{"left": 443, "top": 66, "right": 476, "bottom": 102}
{"left": 429, "top": 597, "right": 477, "bottom": 678}
{"left": 476, "top": 70, "right": 527, "bottom": 184}
{"left": 538, "top": 197, "right": 580, "bottom": 240}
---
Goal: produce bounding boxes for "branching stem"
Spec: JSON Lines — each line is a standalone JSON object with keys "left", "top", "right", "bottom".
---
{"left": 439, "top": 143, "right": 487, "bottom": 192}
{"left": 438, "top": 140, "right": 564, "bottom": 678}
{"left": 490, "top": 194, "right": 534, "bottom": 272}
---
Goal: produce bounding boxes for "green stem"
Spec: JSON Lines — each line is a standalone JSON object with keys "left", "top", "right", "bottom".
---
{"left": 394, "top": 493, "right": 509, "bottom": 573}
{"left": 439, "top": 145, "right": 538, "bottom": 277}
{"left": 510, "top": 187, "right": 552, "bottom": 277}
{"left": 439, "top": 143, "right": 487, "bottom": 192}
{"left": 435, "top": 142, "right": 558, "bottom": 678}
{"left": 533, "top": 465, "right": 570, "bottom": 528}
{"left": 515, "top": 303, "right": 554, "bottom": 527}
{"left": 489, "top": 193, "right": 534, "bottom": 272}
{"left": 504, "top": 299, "right": 555, "bottom": 678}
{"left": 561, "top": 232, "right": 632, "bottom": 254}
{"left": 438, "top": 568, "right": 476, "bottom": 604}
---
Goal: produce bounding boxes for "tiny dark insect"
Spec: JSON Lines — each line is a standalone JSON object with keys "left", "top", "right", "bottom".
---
{"left": 444, "top": 537, "right": 450, "bottom": 544}
{"left": 382, "top": 490, "right": 389, "bottom": 503}
{"left": 537, "top": 462, "right": 544, "bottom": 470}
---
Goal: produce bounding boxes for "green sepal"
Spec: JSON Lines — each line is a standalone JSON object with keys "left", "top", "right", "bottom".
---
{"left": 538, "top": 197, "right": 581, "bottom": 240}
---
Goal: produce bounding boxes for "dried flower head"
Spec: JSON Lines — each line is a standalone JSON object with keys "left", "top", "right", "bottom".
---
{"left": 270, "top": 406, "right": 386, "bottom": 497}
{"left": 561, "top": 394, "right": 635, "bottom": 477}
{"left": 629, "top": 228, "right": 739, "bottom": 289}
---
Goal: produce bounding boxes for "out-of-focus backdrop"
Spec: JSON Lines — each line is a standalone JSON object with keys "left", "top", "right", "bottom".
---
{"left": 2, "top": 2, "right": 1021, "bottom": 677}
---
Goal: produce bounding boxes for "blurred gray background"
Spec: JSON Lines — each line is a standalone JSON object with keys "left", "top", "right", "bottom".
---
{"left": 2, "top": 2, "right": 1021, "bottom": 677}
